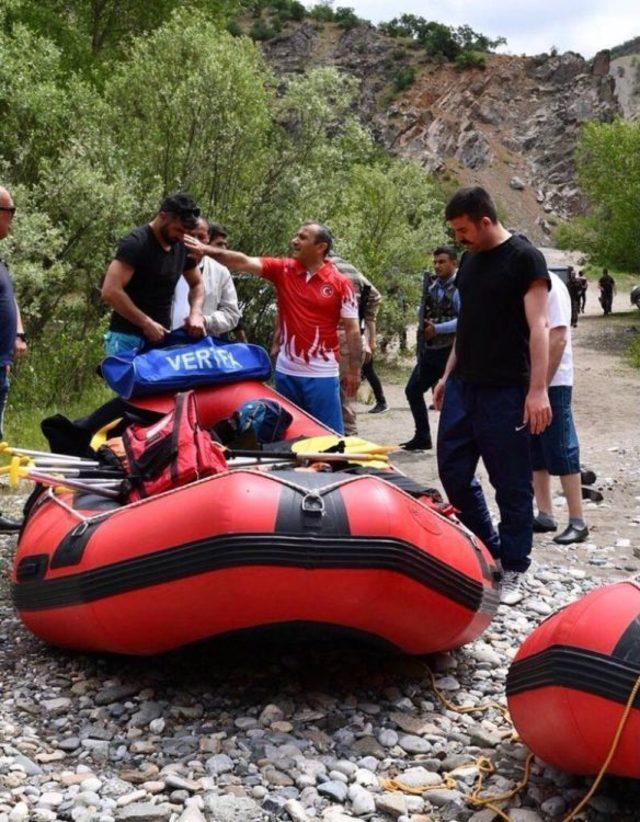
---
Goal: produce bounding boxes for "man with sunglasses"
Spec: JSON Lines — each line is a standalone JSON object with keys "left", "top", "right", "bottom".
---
{"left": 0, "top": 185, "right": 27, "bottom": 533}
{"left": 102, "top": 192, "right": 205, "bottom": 355}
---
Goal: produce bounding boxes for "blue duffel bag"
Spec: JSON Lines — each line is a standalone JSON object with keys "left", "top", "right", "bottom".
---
{"left": 101, "top": 330, "right": 272, "bottom": 399}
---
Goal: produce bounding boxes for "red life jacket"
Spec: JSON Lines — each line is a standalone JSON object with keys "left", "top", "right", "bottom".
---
{"left": 123, "top": 391, "right": 227, "bottom": 502}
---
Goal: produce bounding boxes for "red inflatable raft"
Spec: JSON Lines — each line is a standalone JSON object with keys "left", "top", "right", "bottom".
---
{"left": 507, "top": 580, "right": 640, "bottom": 777}
{"left": 11, "top": 381, "right": 499, "bottom": 655}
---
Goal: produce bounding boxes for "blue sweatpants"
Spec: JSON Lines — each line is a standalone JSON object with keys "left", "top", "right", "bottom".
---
{"left": 275, "top": 371, "right": 344, "bottom": 434}
{"left": 437, "top": 376, "right": 533, "bottom": 573}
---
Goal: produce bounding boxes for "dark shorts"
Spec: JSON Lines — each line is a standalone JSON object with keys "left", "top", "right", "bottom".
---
{"left": 531, "top": 385, "right": 580, "bottom": 476}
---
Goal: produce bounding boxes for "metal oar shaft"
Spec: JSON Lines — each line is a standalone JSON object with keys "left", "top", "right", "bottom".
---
{"left": 27, "top": 472, "right": 121, "bottom": 499}
{"left": 30, "top": 457, "right": 102, "bottom": 468}
{"left": 8, "top": 447, "right": 95, "bottom": 462}
{"left": 226, "top": 450, "right": 386, "bottom": 462}
{"left": 28, "top": 466, "right": 122, "bottom": 478}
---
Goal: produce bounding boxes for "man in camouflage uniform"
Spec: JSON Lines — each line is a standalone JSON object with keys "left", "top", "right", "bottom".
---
{"left": 333, "top": 255, "right": 387, "bottom": 436}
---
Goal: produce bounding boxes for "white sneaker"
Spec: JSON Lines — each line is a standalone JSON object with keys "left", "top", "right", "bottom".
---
{"left": 500, "top": 571, "right": 524, "bottom": 606}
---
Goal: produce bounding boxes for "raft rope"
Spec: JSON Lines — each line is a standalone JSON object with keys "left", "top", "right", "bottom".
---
{"left": 561, "top": 670, "right": 640, "bottom": 822}
{"left": 380, "top": 662, "right": 529, "bottom": 820}
{"left": 381, "top": 662, "right": 640, "bottom": 822}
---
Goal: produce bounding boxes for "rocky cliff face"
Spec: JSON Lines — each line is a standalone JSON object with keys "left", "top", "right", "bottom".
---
{"left": 262, "top": 23, "right": 622, "bottom": 243}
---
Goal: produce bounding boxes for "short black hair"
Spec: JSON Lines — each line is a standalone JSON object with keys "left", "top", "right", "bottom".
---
{"left": 159, "top": 191, "right": 200, "bottom": 229}
{"left": 303, "top": 221, "right": 333, "bottom": 256}
{"left": 444, "top": 186, "right": 498, "bottom": 224}
{"left": 208, "top": 222, "right": 228, "bottom": 242}
{"left": 433, "top": 245, "right": 457, "bottom": 261}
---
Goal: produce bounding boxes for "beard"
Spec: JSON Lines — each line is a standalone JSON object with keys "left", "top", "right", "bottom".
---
{"left": 159, "top": 224, "right": 179, "bottom": 246}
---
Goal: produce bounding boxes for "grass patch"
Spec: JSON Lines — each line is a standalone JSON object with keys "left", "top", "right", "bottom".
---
{"left": 627, "top": 334, "right": 640, "bottom": 369}
{"left": 2, "top": 379, "right": 113, "bottom": 452}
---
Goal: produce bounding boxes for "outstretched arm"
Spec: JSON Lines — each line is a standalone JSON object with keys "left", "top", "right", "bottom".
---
{"left": 183, "top": 236, "right": 263, "bottom": 276}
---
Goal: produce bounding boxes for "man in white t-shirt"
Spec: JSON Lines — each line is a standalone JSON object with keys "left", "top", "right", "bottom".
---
{"left": 531, "top": 271, "right": 588, "bottom": 544}
{"left": 171, "top": 219, "right": 241, "bottom": 337}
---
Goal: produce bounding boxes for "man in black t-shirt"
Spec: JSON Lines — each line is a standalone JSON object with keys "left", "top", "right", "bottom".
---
{"left": 433, "top": 187, "right": 552, "bottom": 607}
{"left": 598, "top": 268, "right": 616, "bottom": 316}
{"left": 102, "top": 192, "right": 205, "bottom": 355}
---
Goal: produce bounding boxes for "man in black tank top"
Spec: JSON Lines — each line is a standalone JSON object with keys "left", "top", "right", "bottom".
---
{"left": 102, "top": 192, "right": 205, "bottom": 355}
{"left": 433, "top": 187, "right": 552, "bottom": 607}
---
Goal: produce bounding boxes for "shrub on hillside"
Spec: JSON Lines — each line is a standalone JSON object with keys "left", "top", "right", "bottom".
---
{"left": 249, "top": 19, "right": 276, "bottom": 40}
{"left": 335, "top": 7, "right": 360, "bottom": 30}
{"left": 309, "top": 4, "right": 335, "bottom": 22}
{"left": 393, "top": 65, "right": 416, "bottom": 92}
{"left": 454, "top": 50, "right": 486, "bottom": 71}
{"left": 290, "top": 1, "right": 306, "bottom": 21}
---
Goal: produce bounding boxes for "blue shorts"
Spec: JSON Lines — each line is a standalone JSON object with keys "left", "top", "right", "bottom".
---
{"left": 531, "top": 385, "right": 580, "bottom": 476}
{"left": 274, "top": 371, "right": 343, "bottom": 434}
{"left": 104, "top": 330, "right": 144, "bottom": 356}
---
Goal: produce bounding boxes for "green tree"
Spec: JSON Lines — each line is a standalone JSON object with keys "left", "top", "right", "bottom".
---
{"left": 556, "top": 120, "right": 640, "bottom": 271}
{"left": 5, "top": 0, "right": 234, "bottom": 73}
{"left": 334, "top": 7, "right": 360, "bottom": 30}
{"left": 330, "top": 159, "right": 447, "bottom": 346}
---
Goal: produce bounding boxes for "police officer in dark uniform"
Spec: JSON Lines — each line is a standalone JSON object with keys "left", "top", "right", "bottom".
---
{"left": 401, "top": 246, "right": 459, "bottom": 451}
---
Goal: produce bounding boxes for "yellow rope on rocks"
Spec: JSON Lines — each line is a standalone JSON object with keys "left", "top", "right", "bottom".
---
{"left": 383, "top": 662, "right": 640, "bottom": 822}
{"left": 421, "top": 662, "right": 513, "bottom": 724}
{"left": 380, "top": 663, "right": 529, "bottom": 819}
{"left": 561, "top": 671, "right": 640, "bottom": 822}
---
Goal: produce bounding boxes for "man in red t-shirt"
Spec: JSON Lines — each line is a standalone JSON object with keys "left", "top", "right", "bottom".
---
{"left": 184, "top": 222, "right": 361, "bottom": 432}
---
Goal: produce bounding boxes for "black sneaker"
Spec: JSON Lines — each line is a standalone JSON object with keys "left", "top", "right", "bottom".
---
{"left": 401, "top": 438, "right": 432, "bottom": 451}
{"left": 368, "top": 401, "right": 389, "bottom": 414}
{"left": 532, "top": 515, "right": 557, "bottom": 533}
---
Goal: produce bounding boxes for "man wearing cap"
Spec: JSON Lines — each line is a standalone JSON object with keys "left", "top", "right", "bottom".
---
{"left": 101, "top": 192, "right": 205, "bottom": 355}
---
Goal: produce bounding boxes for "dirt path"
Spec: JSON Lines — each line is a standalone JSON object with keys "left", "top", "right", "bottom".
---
{"left": 358, "top": 291, "right": 640, "bottom": 579}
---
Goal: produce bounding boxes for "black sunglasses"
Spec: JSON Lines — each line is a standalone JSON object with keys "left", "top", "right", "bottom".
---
{"left": 0, "top": 206, "right": 16, "bottom": 216}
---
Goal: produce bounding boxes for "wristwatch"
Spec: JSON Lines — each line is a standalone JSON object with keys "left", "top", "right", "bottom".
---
{"left": 16, "top": 332, "right": 27, "bottom": 342}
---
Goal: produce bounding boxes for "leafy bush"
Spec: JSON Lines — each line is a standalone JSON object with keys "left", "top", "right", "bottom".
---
{"left": 454, "top": 50, "right": 486, "bottom": 71}
{"left": 309, "top": 3, "right": 335, "bottom": 22}
{"left": 379, "top": 14, "right": 505, "bottom": 62}
{"left": 289, "top": 1, "right": 306, "bottom": 21}
{"left": 393, "top": 66, "right": 416, "bottom": 92}
{"left": 334, "top": 7, "right": 360, "bottom": 30}
{"left": 556, "top": 120, "right": 640, "bottom": 271}
{"left": 249, "top": 19, "right": 276, "bottom": 40}
{"left": 226, "top": 19, "right": 242, "bottom": 36}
